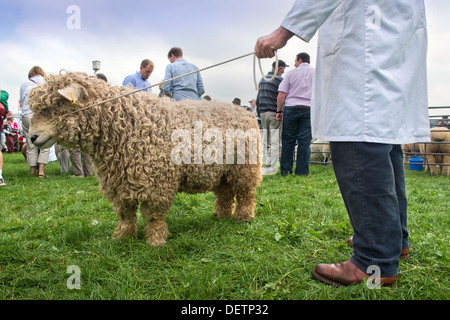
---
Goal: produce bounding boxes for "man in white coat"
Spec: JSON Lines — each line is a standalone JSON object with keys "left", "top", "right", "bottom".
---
{"left": 255, "top": 0, "right": 429, "bottom": 286}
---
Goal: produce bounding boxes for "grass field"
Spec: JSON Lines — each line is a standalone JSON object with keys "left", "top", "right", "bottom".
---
{"left": 0, "top": 152, "right": 448, "bottom": 300}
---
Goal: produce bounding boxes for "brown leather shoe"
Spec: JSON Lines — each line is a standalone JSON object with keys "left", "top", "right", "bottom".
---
{"left": 399, "top": 247, "right": 411, "bottom": 260}
{"left": 312, "top": 260, "right": 398, "bottom": 287}
{"left": 347, "top": 236, "right": 411, "bottom": 260}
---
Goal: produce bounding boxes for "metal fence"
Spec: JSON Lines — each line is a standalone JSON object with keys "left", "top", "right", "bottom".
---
{"left": 309, "top": 140, "right": 331, "bottom": 165}
{"left": 309, "top": 106, "right": 450, "bottom": 171}
{"left": 404, "top": 106, "right": 449, "bottom": 174}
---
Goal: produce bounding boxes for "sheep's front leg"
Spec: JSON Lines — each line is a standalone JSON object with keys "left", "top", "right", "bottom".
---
{"left": 140, "top": 201, "right": 170, "bottom": 246}
{"left": 112, "top": 199, "right": 138, "bottom": 239}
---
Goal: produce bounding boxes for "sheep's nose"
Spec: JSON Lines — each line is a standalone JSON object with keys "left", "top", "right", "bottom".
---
{"left": 30, "top": 135, "right": 38, "bottom": 143}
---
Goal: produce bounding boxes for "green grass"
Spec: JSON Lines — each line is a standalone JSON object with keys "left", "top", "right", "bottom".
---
{"left": 0, "top": 152, "right": 448, "bottom": 300}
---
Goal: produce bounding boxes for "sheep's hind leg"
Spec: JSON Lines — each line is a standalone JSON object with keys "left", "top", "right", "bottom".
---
{"left": 140, "top": 201, "right": 169, "bottom": 246}
{"left": 112, "top": 199, "right": 138, "bottom": 239}
{"left": 442, "top": 155, "right": 450, "bottom": 176}
{"left": 234, "top": 187, "right": 256, "bottom": 222}
{"left": 213, "top": 181, "right": 235, "bottom": 219}
{"left": 427, "top": 154, "right": 439, "bottom": 175}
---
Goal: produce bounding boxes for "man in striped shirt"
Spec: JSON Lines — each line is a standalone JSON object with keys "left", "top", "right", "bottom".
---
{"left": 256, "top": 60, "right": 288, "bottom": 175}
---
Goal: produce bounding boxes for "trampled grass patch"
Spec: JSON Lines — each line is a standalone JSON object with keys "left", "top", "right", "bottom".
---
{"left": 0, "top": 152, "right": 448, "bottom": 300}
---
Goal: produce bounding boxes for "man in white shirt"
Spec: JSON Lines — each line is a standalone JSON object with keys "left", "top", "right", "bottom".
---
{"left": 255, "top": 0, "right": 429, "bottom": 287}
{"left": 276, "top": 52, "right": 314, "bottom": 176}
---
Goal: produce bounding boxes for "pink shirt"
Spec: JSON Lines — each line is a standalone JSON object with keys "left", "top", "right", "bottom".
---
{"left": 278, "top": 63, "right": 314, "bottom": 107}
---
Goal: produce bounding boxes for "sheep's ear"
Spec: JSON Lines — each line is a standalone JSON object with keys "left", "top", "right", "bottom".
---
{"left": 58, "top": 84, "right": 84, "bottom": 105}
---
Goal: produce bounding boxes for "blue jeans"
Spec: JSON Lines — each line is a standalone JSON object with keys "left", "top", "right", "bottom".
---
{"left": 330, "top": 142, "right": 408, "bottom": 277}
{"left": 280, "top": 107, "right": 312, "bottom": 176}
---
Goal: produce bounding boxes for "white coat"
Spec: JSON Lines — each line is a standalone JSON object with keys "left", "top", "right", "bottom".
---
{"left": 281, "top": 0, "right": 430, "bottom": 144}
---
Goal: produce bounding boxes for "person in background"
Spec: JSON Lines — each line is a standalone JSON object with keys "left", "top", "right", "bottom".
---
{"left": 255, "top": 0, "right": 429, "bottom": 286}
{"left": 58, "top": 145, "right": 71, "bottom": 174}
{"left": 163, "top": 47, "right": 204, "bottom": 101}
{"left": 96, "top": 73, "right": 108, "bottom": 83}
{"left": 256, "top": 60, "right": 287, "bottom": 175}
{"left": 232, "top": 98, "right": 241, "bottom": 107}
{"left": 437, "top": 116, "right": 449, "bottom": 129}
{"left": 20, "top": 66, "right": 51, "bottom": 178}
{"left": 69, "top": 149, "right": 93, "bottom": 178}
{"left": 276, "top": 52, "right": 314, "bottom": 176}
{"left": 3, "top": 117, "right": 16, "bottom": 153}
{"left": 0, "top": 146, "right": 4, "bottom": 186}
{"left": 249, "top": 99, "right": 262, "bottom": 129}
{"left": 122, "top": 59, "right": 154, "bottom": 92}
{"left": 10, "top": 114, "right": 19, "bottom": 152}
{"left": 0, "top": 86, "right": 7, "bottom": 186}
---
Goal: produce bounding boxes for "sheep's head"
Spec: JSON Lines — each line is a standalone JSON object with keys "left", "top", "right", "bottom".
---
{"left": 29, "top": 73, "right": 90, "bottom": 149}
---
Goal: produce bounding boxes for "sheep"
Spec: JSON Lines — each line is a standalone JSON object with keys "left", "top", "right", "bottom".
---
{"left": 418, "top": 127, "right": 450, "bottom": 176}
{"left": 401, "top": 143, "right": 421, "bottom": 164}
{"left": 310, "top": 139, "right": 331, "bottom": 164}
{"left": 28, "top": 72, "right": 262, "bottom": 246}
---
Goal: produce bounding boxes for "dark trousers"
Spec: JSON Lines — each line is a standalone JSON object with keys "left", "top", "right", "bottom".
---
{"left": 280, "top": 107, "right": 312, "bottom": 176}
{"left": 330, "top": 142, "right": 408, "bottom": 277}
{"left": 6, "top": 135, "right": 14, "bottom": 153}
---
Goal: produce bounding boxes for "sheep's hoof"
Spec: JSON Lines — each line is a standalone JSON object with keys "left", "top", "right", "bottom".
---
{"left": 144, "top": 231, "right": 168, "bottom": 246}
{"left": 112, "top": 222, "right": 137, "bottom": 239}
{"left": 214, "top": 210, "right": 233, "bottom": 219}
{"left": 233, "top": 211, "right": 255, "bottom": 222}
{"left": 144, "top": 223, "right": 169, "bottom": 247}
{"left": 145, "top": 237, "right": 167, "bottom": 247}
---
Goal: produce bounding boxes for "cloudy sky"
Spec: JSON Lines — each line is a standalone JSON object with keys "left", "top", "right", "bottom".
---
{"left": 1, "top": 0, "right": 449, "bottom": 117}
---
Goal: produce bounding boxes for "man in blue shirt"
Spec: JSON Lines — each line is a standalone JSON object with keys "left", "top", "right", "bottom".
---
{"left": 162, "top": 47, "right": 205, "bottom": 101}
{"left": 122, "top": 59, "right": 154, "bottom": 92}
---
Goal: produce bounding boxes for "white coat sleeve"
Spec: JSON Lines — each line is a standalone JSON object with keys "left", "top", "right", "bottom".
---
{"left": 281, "top": 0, "right": 346, "bottom": 42}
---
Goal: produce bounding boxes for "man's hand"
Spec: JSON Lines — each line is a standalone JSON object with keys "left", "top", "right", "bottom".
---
{"left": 276, "top": 91, "right": 287, "bottom": 122}
{"left": 254, "top": 27, "right": 294, "bottom": 59}
{"left": 276, "top": 112, "right": 283, "bottom": 121}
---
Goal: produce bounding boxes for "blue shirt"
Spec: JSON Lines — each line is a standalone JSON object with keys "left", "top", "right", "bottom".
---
{"left": 162, "top": 58, "right": 205, "bottom": 101}
{"left": 122, "top": 71, "right": 152, "bottom": 92}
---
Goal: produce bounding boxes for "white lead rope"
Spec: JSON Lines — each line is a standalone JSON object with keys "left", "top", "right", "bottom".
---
{"left": 253, "top": 50, "right": 279, "bottom": 91}
{"left": 62, "top": 51, "right": 278, "bottom": 117}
